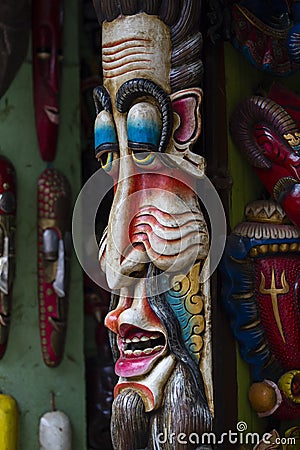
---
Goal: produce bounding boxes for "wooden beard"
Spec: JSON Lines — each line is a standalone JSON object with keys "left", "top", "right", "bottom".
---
{"left": 92, "top": 1, "right": 213, "bottom": 448}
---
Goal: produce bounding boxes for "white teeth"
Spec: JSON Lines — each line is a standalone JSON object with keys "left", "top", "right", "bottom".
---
{"left": 143, "top": 348, "right": 153, "bottom": 355}
{"left": 153, "top": 345, "right": 164, "bottom": 352}
{"left": 124, "top": 346, "right": 164, "bottom": 357}
{"left": 150, "top": 334, "right": 159, "bottom": 340}
{"left": 123, "top": 334, "right": 160, "bottom": 343}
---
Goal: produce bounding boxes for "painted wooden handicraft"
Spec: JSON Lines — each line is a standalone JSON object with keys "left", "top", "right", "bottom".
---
{"left": 222, "top": 200, "right": 300, "bottom": 420}
{"left": 93, "top": 1, "right": 213, "bottom": 448}
{"left": 32, "top": 0, "right": 63, "bottom": 162}
{"left": 0, "top": 157, "right": 16, "bottom": 359}
{"left": 231, "top": 83, "right": 300, "bottom": 229}
{"left": 207, "top": 1, "right": 300, "bottom": 76}
{"left": 32, "top": 0, "right": 72, "bottom": 367}
{"left": 224, "top": 81, "right": 300, "bottom": 421}
{"left": 230, "top": 0, "right": 300, "bottom": 75}
{"left": 37, "top": 169, "right": 71, "bottom": 367}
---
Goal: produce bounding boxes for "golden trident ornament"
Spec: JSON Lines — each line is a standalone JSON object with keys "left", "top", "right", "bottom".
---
{"left": 259, "top": 269, "right": 290, "bottom": 343}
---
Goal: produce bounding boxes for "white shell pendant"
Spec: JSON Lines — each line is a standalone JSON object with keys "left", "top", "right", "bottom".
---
{"left": 39, "top": 411, "right": 72, "bottom": 450}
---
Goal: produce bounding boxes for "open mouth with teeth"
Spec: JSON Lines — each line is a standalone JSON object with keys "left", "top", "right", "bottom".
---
{"left": 115, "top": 326, "right": 167, "bottom": 378}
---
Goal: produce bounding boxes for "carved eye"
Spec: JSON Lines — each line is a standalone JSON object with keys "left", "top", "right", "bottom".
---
{"left": 94, "top": 110, "right": 119, "bottom": 172}
{"left": 127, "top": 102, "right": 161, "bottom": 154}
{"left": 35, "top": 25, "right": 54, "bottom": 79}
{"left": 132, "top": 151, "right": 156, "bottom": 165}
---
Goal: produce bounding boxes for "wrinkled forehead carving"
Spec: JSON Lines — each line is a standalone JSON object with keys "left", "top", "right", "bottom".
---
{"left": 102, "top": 14, "right": 171, "bottom": 94}
{"left": 94, "top": 0, "right": 203, "bottom": 93}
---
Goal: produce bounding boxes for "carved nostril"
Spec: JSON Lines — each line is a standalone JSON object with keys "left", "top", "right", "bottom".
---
{"left": 130, "top": 272, "right": 140, "bottom": 278}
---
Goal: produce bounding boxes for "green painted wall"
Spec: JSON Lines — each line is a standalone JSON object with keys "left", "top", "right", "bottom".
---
{"left": 0, "top": 1, "right": 86, "bottom": 448}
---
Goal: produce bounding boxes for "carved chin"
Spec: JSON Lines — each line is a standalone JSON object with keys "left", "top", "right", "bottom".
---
{"left": 115, "top": 354, "right": 176, "bottom": 412}
{"left": 115, "top": 326, "right": 167, "bottom": 378}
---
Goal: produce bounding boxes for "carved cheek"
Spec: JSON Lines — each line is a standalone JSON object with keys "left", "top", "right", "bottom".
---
{"left": 141, "top": 299, "right": 162, "bottom": 328}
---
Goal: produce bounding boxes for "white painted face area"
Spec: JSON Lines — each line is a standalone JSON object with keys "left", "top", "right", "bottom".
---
{"left": 102, "top": 13, "right": 171, "bottom": 97}
{"left": 105, "top": 279, "right": 168, "bottom": 379}
{"left": 105, "top": 278, "right": 176, "bottom": 411}
{"left": 99, "top": 185, "right": 209, "bottom": 291}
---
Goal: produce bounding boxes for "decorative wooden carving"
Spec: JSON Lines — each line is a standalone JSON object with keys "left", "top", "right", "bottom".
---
{"left": 32, "top": 0, "right": 63, "bottom": 162}
{"left": 230, "top": 83, "right": 300, "bottom": 228}
{"left": 32, "top": 0, "right": 72, "bottom": 367}
{"left": 230, "top": 0, "right": 300, "bottom": 75}
{"left": 92, "top": 1, "right": 213, "bottom": 448}
{"left": 0, "top": 157, "right": 16, "bottom": 358}
{"left": 207, "top": 1, "right": 300, "bottom": 76}
{"left": 37, "top": 168, "right": 71, "bottom": 367}
{"left": 222, "top": 200, "right": 300, "bottom": 420}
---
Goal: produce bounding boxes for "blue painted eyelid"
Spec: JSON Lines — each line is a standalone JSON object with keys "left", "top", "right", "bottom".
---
{"left": 127, "top": 117, "right": 160, "bottom": 147}
{"left": 94, "top": 124, "right": 117, "bottom": 150}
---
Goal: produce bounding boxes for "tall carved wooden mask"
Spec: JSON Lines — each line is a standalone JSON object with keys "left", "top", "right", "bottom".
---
{"left": 92, "top": 2, "right": 213, "bottom": 448}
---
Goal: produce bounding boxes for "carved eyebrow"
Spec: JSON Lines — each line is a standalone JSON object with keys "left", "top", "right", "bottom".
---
{"left": 93, "top": 86, "right": 112, "bottom": 114}
{"left": 116, "top": 78, "right": 173, "bottom": 153}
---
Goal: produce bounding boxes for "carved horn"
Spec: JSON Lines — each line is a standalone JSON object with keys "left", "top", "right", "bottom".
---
{"left": 230, "top": 96, "right": 299, "bottom": 169}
